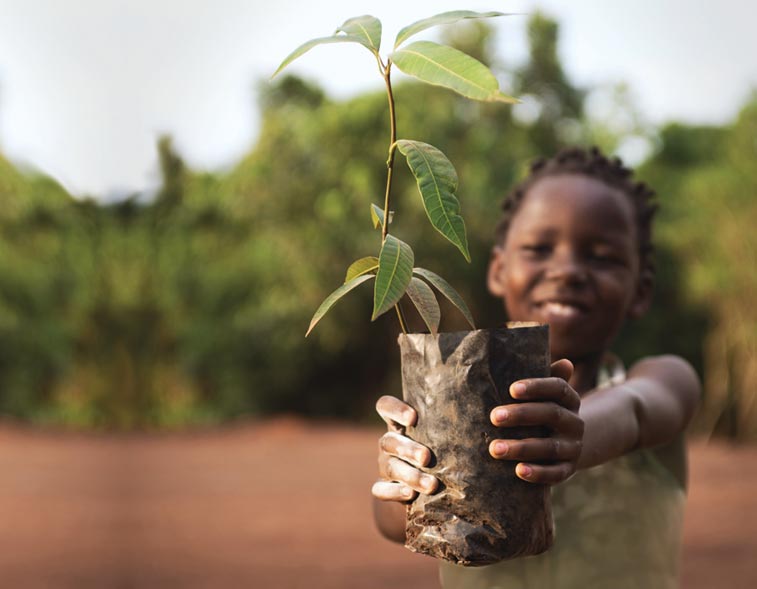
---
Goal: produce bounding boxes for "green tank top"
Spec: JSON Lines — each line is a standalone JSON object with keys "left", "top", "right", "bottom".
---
{"left": 439, "top": 357, "right": 687, "bottom": 589}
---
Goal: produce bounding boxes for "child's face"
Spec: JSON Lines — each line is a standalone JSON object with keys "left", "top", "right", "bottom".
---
{"left": 487, "top": 173, "right": 652, "bottom": 362}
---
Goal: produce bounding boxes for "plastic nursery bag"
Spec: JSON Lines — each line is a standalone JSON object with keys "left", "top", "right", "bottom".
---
{"left": 398, "top": 324, "right": 553, "bottom": 566}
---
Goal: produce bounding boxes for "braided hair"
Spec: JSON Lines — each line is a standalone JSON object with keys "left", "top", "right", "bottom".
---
{"left": 494, "top": 147, "right": 658, "bottom": 275}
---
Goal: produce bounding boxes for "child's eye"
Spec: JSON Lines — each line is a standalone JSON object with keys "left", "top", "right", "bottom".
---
{"left": 589, "top": 251, "right": 625, "bottom": 265}
{"left": 521, "top": 244, "right": 552, "bottom": 256}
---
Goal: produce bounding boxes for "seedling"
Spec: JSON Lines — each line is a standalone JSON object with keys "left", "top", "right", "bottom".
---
{"left": 273, "top": 11, "right": 516, "bottom": 336}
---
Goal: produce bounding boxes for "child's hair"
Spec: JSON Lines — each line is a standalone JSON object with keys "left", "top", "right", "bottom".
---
{"left": 495, "top": 147, "right": 659, "bottom": 276}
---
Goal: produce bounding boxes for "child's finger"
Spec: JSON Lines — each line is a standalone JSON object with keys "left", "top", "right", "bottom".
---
{"left": 376, "top": 395, "right": 417, "bottom": 431}
{"left": 490, "top": 402, "right": 584, "bottom": 435}
{"left": 514, "top": 461, "right": 576, "bottom": 485}
{"left": 371, "top": 480, "right": 417, "bottom": 502}
{"left": 550, "top": 359, "right": 574, "bottom": 382}
{"left": 489, "top": 437, "right": 582, "bottom": 462}
{"left": 379, "top": 456, "right": 438, "bottom": 494}
{"left": 379, "top": 431, "right": 432, "bottom": 469}
{"left": 508, "top": 377, "right": 580, "bottom": 411}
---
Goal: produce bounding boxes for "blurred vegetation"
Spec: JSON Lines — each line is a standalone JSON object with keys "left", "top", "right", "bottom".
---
{"left": 0, "top": 15, "right": 754, "bottom": 437}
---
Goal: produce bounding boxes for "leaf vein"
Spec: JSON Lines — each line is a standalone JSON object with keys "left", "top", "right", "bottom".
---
{"left": 413, "top": 144, "right": 460, "bottom": 240}
{"left": 397, "top": 48, "right": 491, "bottom": 94}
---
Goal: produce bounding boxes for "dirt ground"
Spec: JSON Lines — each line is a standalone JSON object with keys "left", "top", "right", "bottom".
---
{"left": 0, "top": 418, "right": 755, "bottom": 589}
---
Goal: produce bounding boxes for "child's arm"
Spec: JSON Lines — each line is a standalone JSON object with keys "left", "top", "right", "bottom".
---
{"left": 576, "top": 354, "right": 700, "bottom": 469}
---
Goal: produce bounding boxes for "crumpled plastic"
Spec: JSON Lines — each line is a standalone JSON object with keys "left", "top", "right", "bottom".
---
{"left": 398, "top": 325, "right": 553, "bottom": 566}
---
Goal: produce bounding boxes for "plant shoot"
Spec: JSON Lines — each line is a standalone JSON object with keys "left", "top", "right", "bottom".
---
{"left": 273, "top": 11, "right": 516, "bottom": 336}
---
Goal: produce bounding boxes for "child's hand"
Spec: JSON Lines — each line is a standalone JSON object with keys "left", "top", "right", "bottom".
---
{"left": 489, "top": 359, "right": 584, "bottom": 485}
{"left": 371, "top": 395, "right": 439, "bottom": 502}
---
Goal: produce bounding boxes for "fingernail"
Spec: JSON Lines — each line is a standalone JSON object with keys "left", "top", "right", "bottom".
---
{"left": 422, "top": 475, "right": 435, "bottom": 491}
{"left": 401, "top": 485, "right": 413, "bottom": 499}
{"left": 516, "top": 464, "right": 532, "bottom": 479}
{"left": 494, "top": 408, "right": 508, "bottom": 423}
{"left": 494, "top": 441, "right": 508, "bottom": 456}
{"left": 511, "top": 383, "right": 526, "bottom": 397}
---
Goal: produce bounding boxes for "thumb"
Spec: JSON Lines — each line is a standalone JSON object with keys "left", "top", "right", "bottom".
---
{"left": 550, "top": 358, "right": 574, "bottom": 382}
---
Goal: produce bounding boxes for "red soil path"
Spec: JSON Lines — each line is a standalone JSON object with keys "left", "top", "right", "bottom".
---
{"left": 0, "top": 418, "right": 755, "bottom": 588}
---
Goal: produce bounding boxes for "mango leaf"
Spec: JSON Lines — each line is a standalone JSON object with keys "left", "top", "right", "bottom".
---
{"left": 390, "top": 41, "right": 517, "bottom": 103}
{"left": 413, "top": 267, "right": 475, "bottom": 329}
{"left": 273, "top": 34, "right": 367, "bottom": 78}
{"left": 396, "top": 140, "right": 470, "bottom": 262}
{"left": 336, "top": 15, "right": 382, "bottom": 52}
{"left": 394, "top": 11, "right": 507, "bottom": 49}
{"left": 345, "top": 256, "right": 379, "bottom": 283}
{"left": 306, "top": 274, "right": 374, "bottom": 337}
{"left": 370, "top": 204, "right": 383, "bottom": 228}
{"left": 405, "top": 277, "right": 441, "bottom": 335}
{"left": 373, "top": 235, "right": 414, "bottom": 321}
{"left": 370, "top": 203, "right": 393, "bottom": 229}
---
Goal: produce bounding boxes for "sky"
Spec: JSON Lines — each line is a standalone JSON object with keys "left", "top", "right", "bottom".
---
{"left": 0, "top": 0, "right": 754, "bottom": 199}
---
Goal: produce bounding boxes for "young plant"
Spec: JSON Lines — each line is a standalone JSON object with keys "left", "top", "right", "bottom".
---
{"left": 273, "top": 11, "right": 516, "bottom": 337}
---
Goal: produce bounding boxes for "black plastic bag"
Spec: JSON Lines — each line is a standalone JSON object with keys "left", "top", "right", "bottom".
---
{"left": 398, "top": 324, "right": 553, "bottom": 566}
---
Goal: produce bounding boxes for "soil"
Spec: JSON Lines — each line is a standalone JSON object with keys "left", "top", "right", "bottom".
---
{"left": 0, "top": 417, "right": 755, "bottom": 588}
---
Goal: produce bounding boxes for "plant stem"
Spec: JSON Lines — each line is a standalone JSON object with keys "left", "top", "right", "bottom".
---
{"left": 394, "top": 303, "right": 408, "bottom": 334}
{"left": 381, "top": 61, "right": 408, "bottom": 335}
{"left": 381, "top": 62, "right": 397, "bottom": 242}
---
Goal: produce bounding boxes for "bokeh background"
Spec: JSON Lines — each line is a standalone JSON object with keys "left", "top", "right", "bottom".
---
{"left": 0, "top": 2, "right": 754, "bottom": 436}
{"left": 0, "top": 3, "right": 756, "bottom": 587}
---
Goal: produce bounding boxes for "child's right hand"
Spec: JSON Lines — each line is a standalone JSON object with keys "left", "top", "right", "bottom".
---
{"left": 371, "top": 395, "right": 439, "bottom": 502}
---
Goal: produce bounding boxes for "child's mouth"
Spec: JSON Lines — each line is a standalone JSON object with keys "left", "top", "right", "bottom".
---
{"left": 535, "top": 301, "right": 588, "bottom": 322}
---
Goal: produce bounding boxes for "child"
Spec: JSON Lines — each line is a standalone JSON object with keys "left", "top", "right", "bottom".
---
{"left": 372, "top": 147, "right": 701, "bottom": 588}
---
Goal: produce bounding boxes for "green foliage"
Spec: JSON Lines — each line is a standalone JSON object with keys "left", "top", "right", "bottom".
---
{"left": 373, "top": 234, "right": 414, "bottom": 321}
{"left": 394, "top": 11, "right": 506, "bottom": 49}
{"left": 635, "top": 97, "right": 757, "bottom": 439}
{"left": 391, "top": 41, "right": 516, "bottom": 103}
{"left": 274, "top": 11, "right": 515, "bottom": 337}
{"left": 406, "top": 277, "right": 441, "bottom": 335}
{"left": 272, "top": 34, "right": 369, "bottom": 79}
{"left": 370, "top": 203, "right": 391, "bottom": 229}
{"left": 396, "top": 139, "right": 470, "bottom": 262}
{"left": 307, "top": 274, "right": 375, "bottom": 337}
{"left": 1, "top": 13, "right": 752, "bottom": 438}
{"left": 337, "top": 15, "right": 382, "bottom": 51}
{"left": 412, "top": 267, "right": 475, "bottom": 330}
{"left": 345, "top": 257, "right": 379, "bottom": 282}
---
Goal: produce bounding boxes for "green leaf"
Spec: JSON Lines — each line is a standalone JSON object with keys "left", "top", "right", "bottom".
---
{"left": 370, "top": 203, "right": 383, "bottom": 228}
{"left": 336, "top": 15, "right": 382, "bottom": 52}
{"left": 405, "top": 277, "right": 441, "bottom": 335}
{"left": 390, "top": 41, "right": 517, "bottom": 103}
{"left": 396, "top": 140, "right": 470, "bottom": 262}
{"left": 370, "top": 203, "right": 393, "bottom": 229}
{"left": 394, "top": 11, "right": 508, "bottom": 49}
{"left": 306, "top": 274, "right": 374, "bottom": 337}
{"left": 345, "top": 256, "right": 379, "bottom": 283}
{"left": 272, "top": 34, "right": 368, "bottom": 78}
{"left": 413, "top": 267, "right": 475, "bottom": 329}
{"left": 372, "top": 235, "right": 414, "bottom": 321}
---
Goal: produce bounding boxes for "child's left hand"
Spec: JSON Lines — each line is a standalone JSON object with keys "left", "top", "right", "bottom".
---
{"left": 489, "top": 359, "right": 583, "bottom": 485}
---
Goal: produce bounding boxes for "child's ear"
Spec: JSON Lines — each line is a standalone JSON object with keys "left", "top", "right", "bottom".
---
{"left": 487, "top": 246, "right": 507, "bottom": 297}
{"left": 628, "top": 269, "right": 654, "bottom": 319}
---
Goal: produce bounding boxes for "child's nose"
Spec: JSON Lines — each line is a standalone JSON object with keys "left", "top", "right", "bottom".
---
{"left": 545, "top": 250, "right": 587, "bottom": 284}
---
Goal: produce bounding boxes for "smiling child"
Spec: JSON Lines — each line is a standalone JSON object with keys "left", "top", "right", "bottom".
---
{"left": 372, "top": 147, "right": 701, "bottom": 588}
